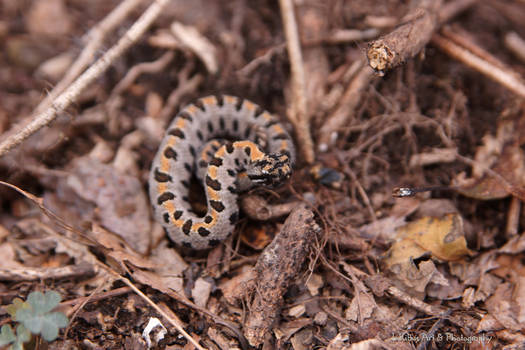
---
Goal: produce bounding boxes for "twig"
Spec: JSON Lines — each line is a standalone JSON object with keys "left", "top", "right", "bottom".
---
{"left": 64, "top": 278, "right": 112, "bottom": 338}
{"left": 35, "top": 0, "right": 145, "bottom": 113}
{"left": 364, "top": 15, "right": 398, "bottom": 29}
{"left": 318, "top": 60, "right": 374, "bottom": 151}
{"left": 365, "top": 275, "right": 480, "bottom": 331}
{"left": 505, "top": 32, "right": 525, "bottom": 64}
{"left": 158, "top": 74, "right": 204, "bottom": 123}
{"left": 61, "top": 286, "right": 132, "bottom": 307}
{"left": 158, "top": 60, "right": 204, "bottom": 124}
{"left": 367, "top": 0, "right": 443, "bottom": 73}
{"left": 0, "top": 0, "right": 170, "bottom": 158}
{"left": 505, "top": 196, "right": 521, "bottom": 236}
{"left": 339, "top": 163, "right": 377, "bottom": 222}
{"left": 386, "top": 285, "right": 478, "bottom": 330}
{"left": 303, "top": 29, "right": 380, "bottom": 46}
{"left": 438, "top": 0, "right": 479, "bottom": 23}
{"left": 431, "top": 33, "right": 525, "bottom": 99}
{"left": 278, "top": 0, "right": 315, "bottom": 164}
{"left": 237, "top": 44, "right": 285, "bottom": 77}
{"left": 441, "top": 26, "right": 508, "bottom": 70}
{"left": 409, "top": 147, "right": 458, "bottom": 167}
{"left": 0, "top": 263, "right": 95, "bottom": 281}
{"left": 110, "top": 51, "right": 175, "bottom": 97}
{"left": 170, "top": 22, "right": 218, "bottom": 74}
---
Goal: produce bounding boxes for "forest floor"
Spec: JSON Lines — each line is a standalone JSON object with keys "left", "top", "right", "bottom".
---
{"left": 1, "top": 0, "right": 525, "bottom": 349}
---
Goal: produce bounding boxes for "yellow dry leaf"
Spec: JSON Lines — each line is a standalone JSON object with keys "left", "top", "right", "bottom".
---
{"left": 383, "top": 214, "right": 472, "bottom": 294}
{"left": 383, "top": 240, "right": 427, "bottom": 270}
{"left": 384, "top": 213, "right": 472, "bottom": 268}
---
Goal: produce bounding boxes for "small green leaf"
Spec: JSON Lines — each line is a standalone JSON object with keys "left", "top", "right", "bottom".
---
{"left": 6, "top": 298, "right": 29, "bottom": 319}
{"left": 12, "top": 343, "right": 24, "bottom": 350}
{"left": 41, "top": 313, "right": 68, "bottom": 342}
{"left": 40, "top": 323, "right": 58, "bottom": 342}
{"left": 47, "top": 312, "right": 69, "bottom": 329}
{"left": 0, "top": 324, "right": 16, "bottom": 346}
{"left": 15, "top": 290, "right": 68, "bottom": 342}
{"left": 16, "top": 308, "right": 43, "bottom": 335}
{"left": 16, "top": 324, "right": 31, "bottom": 344}
{"left": 26, "top": 291, "right": 61, "bottom": 314}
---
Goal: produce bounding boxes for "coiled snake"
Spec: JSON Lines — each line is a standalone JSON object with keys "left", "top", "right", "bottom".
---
{"left": 149, "top": 95, "right": 295, "bottom": 249}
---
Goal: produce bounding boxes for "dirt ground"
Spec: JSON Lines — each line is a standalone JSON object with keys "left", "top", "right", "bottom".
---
{"left": 1, "top": 0, "right": 525, "bottom": 349}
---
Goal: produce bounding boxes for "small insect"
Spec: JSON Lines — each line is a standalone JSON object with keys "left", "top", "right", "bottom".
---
{"left": 392, "top": 186, "right": 457, "bottom": 198}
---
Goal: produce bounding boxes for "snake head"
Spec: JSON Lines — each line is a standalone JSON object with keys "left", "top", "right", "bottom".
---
{"left": 247, "top": 153, "right": 292, "bottom": 187}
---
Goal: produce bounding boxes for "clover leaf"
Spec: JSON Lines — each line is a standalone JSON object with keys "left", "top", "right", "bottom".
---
{"left": 0, "top": 324, "right": 16, "bottom": 346}
{"left": 15, "top": 291, "right": 69, "bottom": 342}
{"left": 0, "top": 324, "right": 31, "bottom": 350}
{"left": 6, "top": 298, "right": 29, "bottom": 319}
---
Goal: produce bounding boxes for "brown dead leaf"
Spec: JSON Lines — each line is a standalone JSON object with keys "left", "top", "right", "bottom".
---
{"left": 287, "top": 304, "right": 306, "bottom": 318}
{"left": 492, "top": 254, "right": 525, "bottom": 279}
{"left": 273, "top": 318, "right": 312, "bottom": 344}
{"left": 191, "top": 277, "right": 213, "bottom": 308}
{"left": 358, "top": 196, "right": 420, "bottom": 241}
{"left": 413, "top": 198, "right": 459, "bottom": 219}
{"left": 499, "top": 234, "right": 525, "bottom": 254}
{"left": 345, "top": 288, "right": 377, "bottom": 323}
{"left": 448, "top": 251, "right": 501, "bottom": 304}
{"left": 305, "top": 273, "right": 324, "bottom": 297}
{"left": 67, "top": 157, "right": 151, "bottom": 254}
{"left": 477, "top": 314, "right": 505, "bottom": 333}
{"left": 476, "top": 273, "right": 503, "bottom": 303}
{"left": 218, "top": 266, "right": 255, "bottom": 305}
{"left": 89, "top": 224, "right": 156, "bottom": 271}
{"left": 449, "top": 251, "right": 498, "bottom": 284}
{"left": 515, "top": 276, "right": 525, "bottom": 325}
{"left": 454, "top": 110, "right": 525, "bottom": 200}
{"left": 0, "top": 181, "right": 103, "bottom": 253}
{"left": 427, "top": 273, "right": 464, "bottom": 300}
{"left": 326, "top": 334, "right": 349, "bottom": 350}
{"left": 131, "top": 268, "right": 185, "bottom": 297}
{"left": 392, "top": 260, "right": 449, "bottom": 296}
{"left": 3, "top": 178, "right": 155, "bottom": 278}
{"left": 347, "top": 339, "right": 391, "bottom": 350}
{"left": 0, "top": 241, "right": 24, "bottom": 269}
{"left": 340, "top": 262, "right": 378, "bottom": 322}
{"left": 484, "top": 282, "right": 523, "bottom": 331}
{"left": 149, "top": 241, "right": 188, "bottom": 277}
{"left": 383, "top": 214, "right": 472, "bottom": 295}
{"left": 290, "top": 328, "right": 313, "bottom": 350}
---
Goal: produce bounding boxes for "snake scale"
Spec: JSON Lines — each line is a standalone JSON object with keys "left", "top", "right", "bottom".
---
{"left": 149, "top": 95, "right": 296, "bottom": 249}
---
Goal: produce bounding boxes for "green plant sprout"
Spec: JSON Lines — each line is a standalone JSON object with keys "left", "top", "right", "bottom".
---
{"left": 0, "top": 291, "right": 68, "bottom": 350}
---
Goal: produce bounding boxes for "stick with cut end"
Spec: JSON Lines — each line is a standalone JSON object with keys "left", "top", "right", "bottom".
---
{"left": 367, "top": 0, "right": 443, "bottom": 74}
{"left": 366, "top": 0, "right": 479, "bottom": 73}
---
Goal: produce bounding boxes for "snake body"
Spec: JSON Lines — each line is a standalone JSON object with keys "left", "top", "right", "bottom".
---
{"left": 149, "top": 95, "right": 295, "bottom": 249}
